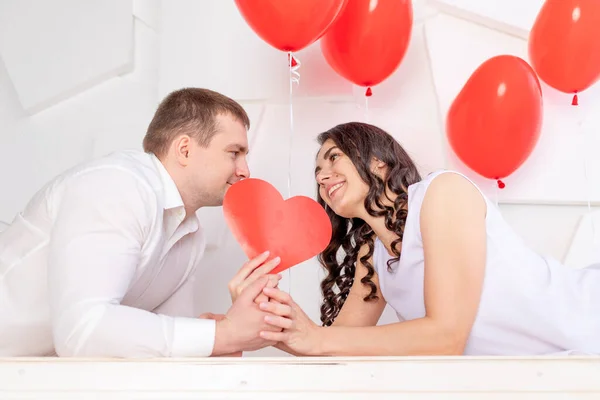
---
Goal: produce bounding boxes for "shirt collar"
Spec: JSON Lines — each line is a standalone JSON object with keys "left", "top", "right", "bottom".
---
{"left": 150, "top": 153, "right": 185, "bottom": 210}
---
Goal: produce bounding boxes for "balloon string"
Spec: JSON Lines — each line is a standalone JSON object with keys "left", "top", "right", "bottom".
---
{"left": 493, "top": 177, "right": 504, "bottom": 211}
{"left": 287, "top": 51, "right": 300, "bottom": 295}
{"left": 583, "top": 155, "right": 595, "bottom": 239}
{"left": 287, "top": 52, "right": 300, "bottom": 199}
{"left": 579, "top": 118, "right": 596, "bottom": 245}
{"left": 365, "top": 86, "right": 372, "bottom": 123}
{"left": 494, "top": 183, "right": 499, "bottom": 208}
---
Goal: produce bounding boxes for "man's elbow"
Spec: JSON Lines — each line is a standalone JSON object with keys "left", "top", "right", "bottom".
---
{"left": 52, "top": 321, "right": 88, "bottom": 357}
{"left": 52, "top": 330, "right": 80, "bottom": 357}
{"left": 51, "top": 308, "right": 106, "bottom": 357}
{"left": 53, "top": 340, "right": 77, "bottom": 357}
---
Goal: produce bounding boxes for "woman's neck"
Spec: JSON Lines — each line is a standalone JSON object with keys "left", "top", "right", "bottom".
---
{"left": 359, "top": 190, "right": 404, "bottom": 257}
{"left": 363, "top": 216, "right": 399, "bottom": 257}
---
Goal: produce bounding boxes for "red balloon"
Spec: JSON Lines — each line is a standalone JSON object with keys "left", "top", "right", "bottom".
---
{"left": 234, "top": 0, "right": 348, "bottom": 52}
{"left": 223, "top": 178, "right": 332, "bottom": 275}
{"left": 446, "top": 55, "right": 543, "bottom": 185}
{"left": 528, "top": 0, "right": 600, "bottom": 98}
{"left": 320, "top": 0, "right": 413, "bottom": 88}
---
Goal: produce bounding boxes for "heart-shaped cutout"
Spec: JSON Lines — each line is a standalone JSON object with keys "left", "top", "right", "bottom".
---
{"left": 223, "top": 178, "right": 332, "bottom": 274}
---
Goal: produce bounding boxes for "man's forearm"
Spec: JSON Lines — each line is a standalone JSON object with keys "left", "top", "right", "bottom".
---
{"left": 53, "top": 303, "right": 215, "bottom": 357}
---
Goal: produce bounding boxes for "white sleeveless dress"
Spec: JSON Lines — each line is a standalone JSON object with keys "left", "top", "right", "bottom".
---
{"left": 373, "top": 170, "right": 600, "bottom": 355}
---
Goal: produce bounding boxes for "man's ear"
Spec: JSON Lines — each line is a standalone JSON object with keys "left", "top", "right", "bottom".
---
{"left": 173, "top": 135, "right": 192, "bottom": 166}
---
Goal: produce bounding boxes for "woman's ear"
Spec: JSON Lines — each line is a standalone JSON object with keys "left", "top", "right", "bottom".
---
{"left": 370, "top": 157, "right": 386, "bottom": 173}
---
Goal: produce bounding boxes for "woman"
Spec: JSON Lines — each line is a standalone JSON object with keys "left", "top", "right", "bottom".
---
{"left": 252, "top": 122, "right": 600, "bottom": 356}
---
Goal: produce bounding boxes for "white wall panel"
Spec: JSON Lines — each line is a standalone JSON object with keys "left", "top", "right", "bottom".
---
{"left": 133, "top": 0, "right": 161, "bottom": 31}
{"left": 564, "top": 210, "right": 600, "bottom": 269}
{"left": 0, "top": 19, "right": 159, "bottom": 222}
{"left": 0, "top": 0, "right": 133, "bottom": 114}
{"left": 431, "top": 0, "right": 545, "bottom": 39}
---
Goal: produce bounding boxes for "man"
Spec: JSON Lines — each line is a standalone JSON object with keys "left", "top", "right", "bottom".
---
{"left": 0, "top": 88, "right": 283, "bottom": 357}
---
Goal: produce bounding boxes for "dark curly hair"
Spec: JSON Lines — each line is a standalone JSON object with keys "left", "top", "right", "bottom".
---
{"left": 316, "top": 122, "right": 422, "bottom": 327}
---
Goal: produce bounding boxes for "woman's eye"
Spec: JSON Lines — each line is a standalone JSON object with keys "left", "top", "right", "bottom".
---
{"left": 329, "top": 153, "right": 339, "bottom": 161}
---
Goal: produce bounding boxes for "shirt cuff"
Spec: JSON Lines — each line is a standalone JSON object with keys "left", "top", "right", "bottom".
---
{"left": 171, "top": 317, "right": 216, "bottom": 357}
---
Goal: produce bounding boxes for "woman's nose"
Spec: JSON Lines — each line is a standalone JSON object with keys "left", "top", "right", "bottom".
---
{"left": 316, "top": 172, "right": 331, "bottom": 184}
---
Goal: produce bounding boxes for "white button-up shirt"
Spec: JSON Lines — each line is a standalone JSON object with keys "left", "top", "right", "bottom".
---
{"left": 0, "top": 150, "right": 215, "bottom": 357}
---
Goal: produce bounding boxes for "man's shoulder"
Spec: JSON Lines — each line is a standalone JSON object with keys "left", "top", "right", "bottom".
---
{"left": 67, "top": 150, "right": 161, "bottom": 186}
{"left": 42, "top": 149, "right": 164, "bottom": 207}
{"left": 17, "top": 150, "right": 164, "bottom": 228}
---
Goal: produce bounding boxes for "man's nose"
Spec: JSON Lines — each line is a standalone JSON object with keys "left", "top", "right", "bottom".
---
{"left": 237, "top": 159, "right": 250, "bottom": 179}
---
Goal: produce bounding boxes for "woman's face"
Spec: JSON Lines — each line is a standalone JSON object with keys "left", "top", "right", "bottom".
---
{"left": 315, "top": 139, "right": 370, "bottom": 218}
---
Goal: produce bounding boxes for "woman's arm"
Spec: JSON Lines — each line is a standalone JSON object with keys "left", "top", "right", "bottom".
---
{"left": 273, "top": 243, "right": 386, "bottom": 355}
{"left": 261, "top": 172, "right": 487, "bottom": 356}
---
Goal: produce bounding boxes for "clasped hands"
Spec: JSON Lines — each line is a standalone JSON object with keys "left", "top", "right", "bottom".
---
{"left": 201, "top": 251, "right": 321, "bottom": 356}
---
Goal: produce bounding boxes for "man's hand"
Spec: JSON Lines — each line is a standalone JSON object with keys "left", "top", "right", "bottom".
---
{"left": 198, "top": 313, "right": 242, "bottom": 357}
{"left": 228, "top": 251, "right": 282, "bottom": 304}
{"left": 212, "top": 276, "right": 289, "bottom": 356}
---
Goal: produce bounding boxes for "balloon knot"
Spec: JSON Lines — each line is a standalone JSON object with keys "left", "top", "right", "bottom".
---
{"left": 572, "top": 92, "right": 578, "bottom": 106}
{"left": 497, "top": 179, "right": 505, "bottom": 189}
{"left": 365, "top": 87, "right": 372, "bottom": 97}
{"left": 288, "top": 53, "right": 298, "bottom": 68}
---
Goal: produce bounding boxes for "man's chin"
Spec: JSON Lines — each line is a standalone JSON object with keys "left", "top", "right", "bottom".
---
{"left": 208, "top": 198, "right": 224, "bottom": 207}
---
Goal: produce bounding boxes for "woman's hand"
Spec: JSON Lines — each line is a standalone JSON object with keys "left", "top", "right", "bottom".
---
{"left": 258, "top": 286, "right": 323, "bottom": 356}
{"left": 228, "top": 251, "right": 282, "bottom": 304}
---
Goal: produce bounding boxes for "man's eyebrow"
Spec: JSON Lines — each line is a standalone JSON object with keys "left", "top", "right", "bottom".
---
{"left": 228, "top": 144, "right": 249, "bottom": 154}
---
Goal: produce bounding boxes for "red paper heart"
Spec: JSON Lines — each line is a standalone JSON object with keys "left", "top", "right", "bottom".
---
{"left": 223, "top": 178, "right": 332, "bottom": 274}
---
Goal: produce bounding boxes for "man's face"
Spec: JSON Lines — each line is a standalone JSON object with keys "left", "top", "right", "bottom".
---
{"left": 187, "top": 113, "right": 250, "bottom": 207}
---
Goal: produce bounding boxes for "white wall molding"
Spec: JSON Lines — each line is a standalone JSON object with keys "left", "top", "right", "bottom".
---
{"left": 429, "top": 0, "right": 544, "bottom": 40}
